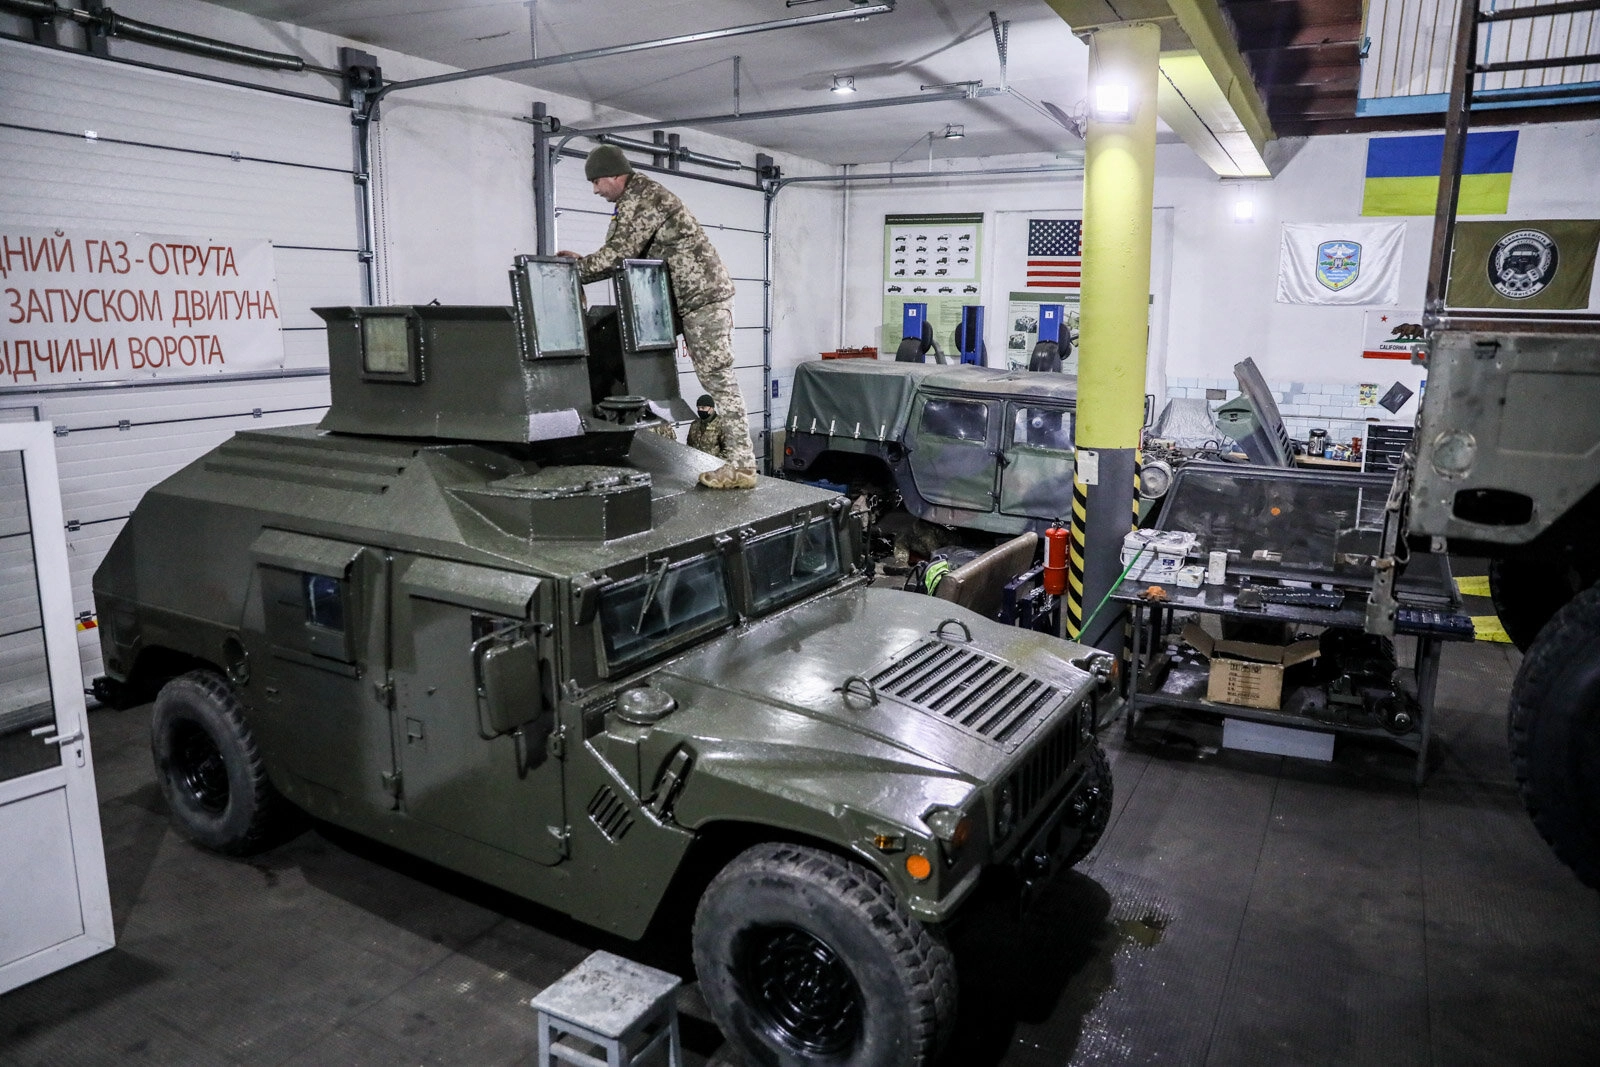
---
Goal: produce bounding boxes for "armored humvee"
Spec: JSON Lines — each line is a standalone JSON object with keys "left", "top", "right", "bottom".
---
{"left": 782, "top": 359, "right": 1079, "bottom": 535}
{"left": 93, "top": 257, "right": 1115, "bottom": 1064}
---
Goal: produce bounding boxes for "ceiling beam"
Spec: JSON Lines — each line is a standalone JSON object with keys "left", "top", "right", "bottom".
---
{"left": 1044, "top": 0, "right": 1277, "bottom": 177}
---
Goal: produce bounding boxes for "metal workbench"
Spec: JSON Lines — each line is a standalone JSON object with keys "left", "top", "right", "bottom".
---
{"left": 1113, "top": 462, "right": 1468, "bottom": 785}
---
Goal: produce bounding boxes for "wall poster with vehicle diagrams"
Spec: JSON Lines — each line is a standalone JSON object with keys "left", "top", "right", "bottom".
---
{"left": 882, "top": 213, "right": 983, "bottom": 358}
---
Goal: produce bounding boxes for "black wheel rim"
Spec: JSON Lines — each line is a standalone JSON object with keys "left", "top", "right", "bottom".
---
{"left": 733, "top": 923, "right": 862, "bottom": 1055}
{"left": 171, "top": 720, "right": 229, "bottom": 814}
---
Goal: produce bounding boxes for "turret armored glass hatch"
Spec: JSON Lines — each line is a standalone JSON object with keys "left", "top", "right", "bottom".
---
{"left": 511, "top": 256, "right": 589, "bottom": 359}
{"left": 618, "top": 260, "right": 676, "bottom": 351}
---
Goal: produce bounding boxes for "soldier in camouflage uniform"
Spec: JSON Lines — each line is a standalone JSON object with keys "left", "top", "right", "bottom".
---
{"left": 687, "top": 393, "right": 738, "bottom": 462}
{"left": 558, "top": 145, "right": 757, "bottom": 490}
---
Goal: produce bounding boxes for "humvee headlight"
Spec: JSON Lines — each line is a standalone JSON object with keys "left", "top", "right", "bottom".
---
{"left": 994, "top": 784, "right": 1016, "bottom": 841}
{"left": 923, "top": 806, "right": 971, "bottom": 846}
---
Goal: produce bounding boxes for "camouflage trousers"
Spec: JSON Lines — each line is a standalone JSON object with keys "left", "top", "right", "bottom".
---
{"left": 680, "top": 300, "right": 757, "bottom": 471}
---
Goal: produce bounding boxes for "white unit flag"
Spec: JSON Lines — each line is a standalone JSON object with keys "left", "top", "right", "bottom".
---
{"left": 1276, "top": 221, "right": 1406, "bottom": 306}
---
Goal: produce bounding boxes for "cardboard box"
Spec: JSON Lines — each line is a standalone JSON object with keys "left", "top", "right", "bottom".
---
{"left": 1121, "top": 530, "right": 1196, "bottom": 582}
{"left": 1182, "top": 623, "right": 1321, "bottom": 710}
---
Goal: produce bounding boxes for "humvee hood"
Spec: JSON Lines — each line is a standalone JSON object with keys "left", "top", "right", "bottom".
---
{"left": 647, "top": 586, "right": 1099, "bottom": 788}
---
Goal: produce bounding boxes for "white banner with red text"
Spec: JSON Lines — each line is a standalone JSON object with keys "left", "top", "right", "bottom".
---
{"left": 0, "top": 227, "right": 286, "bottom": 387}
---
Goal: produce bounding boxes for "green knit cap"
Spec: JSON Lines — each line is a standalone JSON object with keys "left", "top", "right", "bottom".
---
{"left": 585, "top": 144, "right": 634, "bottom": 180}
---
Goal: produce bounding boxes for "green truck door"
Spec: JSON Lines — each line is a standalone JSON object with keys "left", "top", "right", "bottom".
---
{"left": 391, "top": 557, "right": 564, "bottom": 866}
{"left": 908, "top": 394, "right": 1000, "bottom": 512}
{"left": 999, "top": 404, "right": 1076, "bottom": 519}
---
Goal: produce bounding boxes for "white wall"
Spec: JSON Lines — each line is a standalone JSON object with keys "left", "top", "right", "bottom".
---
{"left": 838, "top": 120, "right": 1600, "bottom": 442}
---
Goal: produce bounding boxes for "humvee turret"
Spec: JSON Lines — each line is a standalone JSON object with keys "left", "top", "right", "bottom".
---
{"left": 93, "top": 257, "right": 1114, "bottom": 1064}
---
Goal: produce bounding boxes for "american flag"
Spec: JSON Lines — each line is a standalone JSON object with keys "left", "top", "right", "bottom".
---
{"left": 1026, "top": 218, "right": 1081, "bottom": 290}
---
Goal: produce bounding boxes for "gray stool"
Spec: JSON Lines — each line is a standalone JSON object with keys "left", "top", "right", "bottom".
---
{"left": 531, "top": 950, "right": 683, "bottom": 1067}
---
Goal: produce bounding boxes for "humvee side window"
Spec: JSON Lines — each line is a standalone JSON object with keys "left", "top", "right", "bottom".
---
{"left": 920, "top": 399, "right": 988, "bottom": 442}
{"left": 304, "top": 573, "right": 346, "bottom": 632}
{"left": 1012, "top": 406, "right": 1074, "bottom": 452}
{"left": 598, "top": 555, "right": 732, "bottom": 671}
{"left": 745, "top": 519, "right": 841, "bottom": 613}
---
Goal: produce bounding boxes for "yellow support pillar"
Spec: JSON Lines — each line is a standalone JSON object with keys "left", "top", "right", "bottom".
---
{"left": 1071, "top": 21, "right": 1160, "bottom": 649}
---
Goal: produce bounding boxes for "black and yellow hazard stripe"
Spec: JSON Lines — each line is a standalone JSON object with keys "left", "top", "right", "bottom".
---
{"left": 1066, "top": 472, "right": 1088, "bottom": 638}
{"left": 1452, "top": 562, "right": 1512, "bottom": 643}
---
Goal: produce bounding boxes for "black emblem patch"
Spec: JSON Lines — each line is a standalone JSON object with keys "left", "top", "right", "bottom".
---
{"left": 1488, "top": 228, "right": 1558, "bottom": 300}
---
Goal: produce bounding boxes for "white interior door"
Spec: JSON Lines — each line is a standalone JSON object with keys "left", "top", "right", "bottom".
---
{"left": 0, "top": 421, "right": 113, "bottom": 994}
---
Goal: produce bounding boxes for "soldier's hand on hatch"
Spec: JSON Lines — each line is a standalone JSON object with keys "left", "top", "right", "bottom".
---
{"left": 555, "top": 250, "right": 579, "bottom": 259}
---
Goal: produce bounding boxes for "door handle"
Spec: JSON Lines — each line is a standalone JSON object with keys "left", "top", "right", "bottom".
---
{"left": 41, "top": 729, "right": 84, "bottom": 747}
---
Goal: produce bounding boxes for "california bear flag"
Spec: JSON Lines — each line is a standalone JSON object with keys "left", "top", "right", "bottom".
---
{"left": 1277, "top": 221, "right": 1405, "bottom": 305}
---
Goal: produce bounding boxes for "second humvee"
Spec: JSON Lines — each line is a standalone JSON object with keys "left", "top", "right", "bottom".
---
{"left": 781, "top": 359, "right": 1079, "bottom": 535}
{"left": 93, "top": 257, "right": 1114, "bottom": 1065}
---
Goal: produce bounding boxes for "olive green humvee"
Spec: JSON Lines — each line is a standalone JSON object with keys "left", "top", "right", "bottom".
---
{"left": 93, "top": 258, "right": 1114, "bottom": 1065}
{"left": 781, "top": 359, "right": 1079, "bottom": 535}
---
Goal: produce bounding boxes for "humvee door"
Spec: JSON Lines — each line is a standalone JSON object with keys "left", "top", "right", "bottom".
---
{"left": 390, "top": 557, "right": 564, "bottom": 865}
{"left": 907, "top": 393, "right": 999, "bottom": 512}
{"left": 999, "top": 403, "right": 1076, "bottom": 520}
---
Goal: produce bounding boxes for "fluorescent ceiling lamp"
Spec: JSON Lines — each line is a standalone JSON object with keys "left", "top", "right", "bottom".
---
{"left": 1233, "top": 197, "right": 1255, "bottom": 223}
{"left": 943, "top": 123, "right": 964, "bottom": 139}
{"left": 1093, "top": 82, "right": 1131, "bottom": 122}
{"left": 831, "top": 74, "right": 856, "bottom": 94}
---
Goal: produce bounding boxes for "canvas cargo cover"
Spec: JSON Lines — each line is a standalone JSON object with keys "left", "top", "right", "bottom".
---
{"left": 788, "top": 361, "right": 1079, "bottom": 444}
{"left": 788, "top": 360, "right": 940, "bottom": 442}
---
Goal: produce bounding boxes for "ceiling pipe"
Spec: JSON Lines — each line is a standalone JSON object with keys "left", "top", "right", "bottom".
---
{"left": 374, "top": 2, "right": 896, "bottom": 102}
{"left": 558, "top": 88, "right": 974, "bottom": 156}
{"left": 770, "top": 163, "right": 1085, "bottom": 194}
{"left": 0, "top": 0, "right": 339, "bottom": 74}
{"left": 595, "top": 132, "right": 744, "bottom": 171}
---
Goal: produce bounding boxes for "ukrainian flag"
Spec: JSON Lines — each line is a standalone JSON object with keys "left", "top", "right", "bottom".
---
{"left": 1362, "top": 131, "right": 1518, "bottom": 216}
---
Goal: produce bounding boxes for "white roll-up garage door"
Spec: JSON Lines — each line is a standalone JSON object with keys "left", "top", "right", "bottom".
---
{"left": 0, "top": 37, "right": 363, "bottom": 686}
{"left": 553, "top": 156, "right": 770, "bottom": 459}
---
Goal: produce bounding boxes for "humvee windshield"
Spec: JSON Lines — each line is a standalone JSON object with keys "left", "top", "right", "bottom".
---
{"left": 599, "top": 555, "right": 733, "bottom": 670}
{"left": 745, "top": 518, "right": 841, "bottom": 613}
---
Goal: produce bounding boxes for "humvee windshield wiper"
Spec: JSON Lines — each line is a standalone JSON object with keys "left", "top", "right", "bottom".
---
{"left": 635, "top": 557, "right": 671, "bottom": 634}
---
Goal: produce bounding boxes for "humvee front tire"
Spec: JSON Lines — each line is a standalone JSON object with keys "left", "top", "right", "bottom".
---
{"left": 692, "top": 843, "right": 955, "bottom": 1066}
{"left": 1063, "top": 739, "right": 1113, "bottom": 868}
{"left": 1508, "top": 584, "right": 1600, "bottom": 890}
{"left": 151, "top": 670, "right": 292, "bottom": 855}
{"left": 1489, "top": 553, "right": 1599, "bottom": 652}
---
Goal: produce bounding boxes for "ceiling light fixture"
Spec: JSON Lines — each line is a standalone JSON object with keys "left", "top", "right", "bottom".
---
{"left": 1233, "top": 197, "right": 1255, "bottom": 223}
{"left": 1092, "top": 82, "right": 1131, "bottom": 122}
{"left": 831, "top": 74, "right": 856, "bottom": 94}
{"left": 943, "top": 124, "right": 965, "bottom": 140}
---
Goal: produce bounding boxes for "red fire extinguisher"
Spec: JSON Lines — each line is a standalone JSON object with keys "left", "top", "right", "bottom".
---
{"left": 1043, "top": 522, "right": 1070, "bottom": 597}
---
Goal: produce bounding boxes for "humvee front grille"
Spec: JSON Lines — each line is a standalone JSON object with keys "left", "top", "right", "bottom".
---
{"left": 588, "top": 785, "right": 634, "bottom": 843}
{"left": 1009, "top": 710, "right": 1080, "bottom": 827}
{"left": 868, "top": 640, "right": 1064, "bottom": 744}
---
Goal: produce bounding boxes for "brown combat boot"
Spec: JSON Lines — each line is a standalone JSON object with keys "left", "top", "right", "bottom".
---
{"left": 697, "top": 464, "right": 758, "bottom": 490}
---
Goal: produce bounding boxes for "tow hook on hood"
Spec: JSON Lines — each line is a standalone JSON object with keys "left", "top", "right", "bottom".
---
{"left": 1071, "top": 652, "right": 1115, "bottom": 684}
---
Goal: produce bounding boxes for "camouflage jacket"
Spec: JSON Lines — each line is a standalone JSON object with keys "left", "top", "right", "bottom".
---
{"left": 578, "top": 174, "right": 735, "bottom": 315}
{"left": 686, "top": 414, "right": 738, "bottom": 461}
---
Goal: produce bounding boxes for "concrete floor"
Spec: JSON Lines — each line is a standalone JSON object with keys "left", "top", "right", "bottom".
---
{"left": 3, "top": 636, "right": 1598, "bottom": 1066}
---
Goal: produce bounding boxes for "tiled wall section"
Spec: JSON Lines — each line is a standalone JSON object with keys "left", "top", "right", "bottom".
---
{"left": 1164, "top": 377, "right": 1408, "bottom": 450}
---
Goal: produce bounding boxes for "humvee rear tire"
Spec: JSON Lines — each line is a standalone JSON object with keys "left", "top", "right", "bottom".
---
{"left": 151, "top": 670, "right": 292, "bottom": 855}
{"left": 1508, "top": 584, "right": 1600, "bottom": 891}
{"left": 1064, "top": 739, "right": 1113, "bottom": 868}
{"left": 1489, "top": 553, "right": 1598, "bottom": 653}
{"left": 692, "top": 842, "right": 955, "bottom": 1066}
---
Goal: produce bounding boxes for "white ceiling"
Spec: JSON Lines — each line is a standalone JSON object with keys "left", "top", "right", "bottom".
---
{"left": 201, "top": 0, "right": 1164, "bottom": 165}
